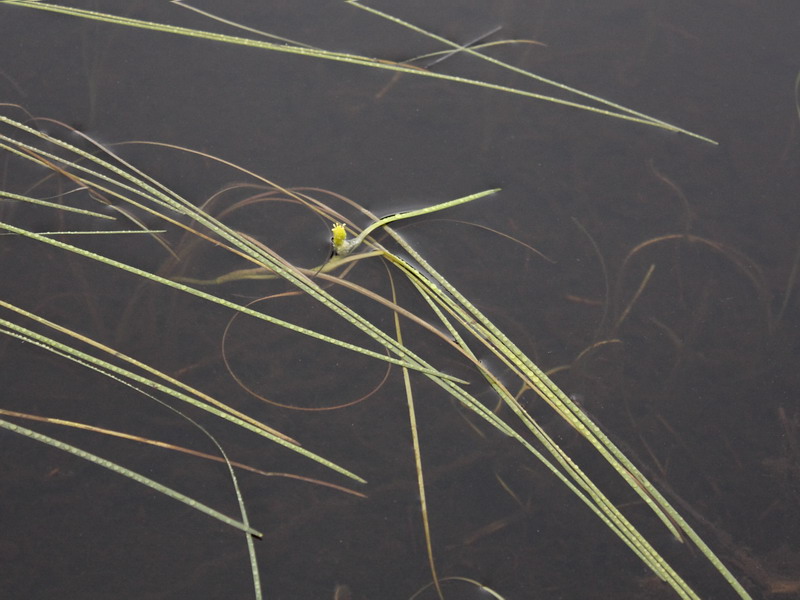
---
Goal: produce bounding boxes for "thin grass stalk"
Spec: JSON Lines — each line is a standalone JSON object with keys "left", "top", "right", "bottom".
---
{"left": 338, "top": 189, "right": 501, "bottom": 255}
{"left": 390, "top": 276, "right": 444, "bottom": 600}
{"left": 0, "top": 416, "right": 262, "bottom": 536}
{"left": 613, "top": 263, "right": 656, "bottom": 333}
{"left": 343, "top": 0, "right": 712, "bottom": 140}
{"left": 2, "top": 0, "right": 715, "bottom": 141}
{"left": 0, "top": 190, "right": 116, "bottom": 219}
{"left": 1, "top": 319, "right": 264, "bottom": 596}
{"left": 6, "top": 229, "right": 167, "bottom": 236}
{"left": 0, "top": 348, "right": 268, "bottom": 600}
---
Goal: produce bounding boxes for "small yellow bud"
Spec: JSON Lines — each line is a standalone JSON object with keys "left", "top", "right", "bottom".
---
{"left": 331, "top": 222, "right": 347, "bottom": 253}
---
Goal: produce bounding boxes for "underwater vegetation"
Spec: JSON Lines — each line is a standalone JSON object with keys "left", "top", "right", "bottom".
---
{"left": 1, "top": 1, "right": 799, "bottom": 598}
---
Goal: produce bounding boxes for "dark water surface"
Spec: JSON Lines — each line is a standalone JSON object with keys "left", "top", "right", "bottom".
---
{"left": 1, "top": 1, "right": 799, "bottom": 599}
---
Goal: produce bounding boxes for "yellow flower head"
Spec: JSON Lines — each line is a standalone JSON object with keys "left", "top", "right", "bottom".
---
{"left": 331, "top": 222, "right": 347, "bottom": 253}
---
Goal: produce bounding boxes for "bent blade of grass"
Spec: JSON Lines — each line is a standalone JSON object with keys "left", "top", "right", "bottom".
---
{"left": 618, "top": 233, "right": 772, "bottom": 331}
{"left": 3, "top": 358, "right": 266, "bottom": 600}
{"left": 2, "top": 0, "right": 714, "bottom": 141}
{"left": 49, "top": 347, "right": 263, "bottom": 598}
{"left": 340, "top": 188, "right": 501, "bottom": 255}
{"left": 0, "top": 417, "right": 263, "bottom": 537}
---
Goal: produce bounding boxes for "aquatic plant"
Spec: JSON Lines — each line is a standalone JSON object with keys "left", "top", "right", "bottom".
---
{"left": 0, "top": 2, "right": 758, "bottom": 599}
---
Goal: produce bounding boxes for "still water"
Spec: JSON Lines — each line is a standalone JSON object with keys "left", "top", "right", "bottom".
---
{"left": 0, "top": 1, "right": 798, "bottom": 598}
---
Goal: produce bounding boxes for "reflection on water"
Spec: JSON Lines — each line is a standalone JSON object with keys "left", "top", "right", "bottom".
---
{"left": 1, "top": 0, "right": 799, "bottom": 598}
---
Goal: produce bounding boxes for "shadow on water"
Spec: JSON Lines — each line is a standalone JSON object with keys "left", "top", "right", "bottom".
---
{"left": 1, "top": 1, "right": 799, "bottom": 598}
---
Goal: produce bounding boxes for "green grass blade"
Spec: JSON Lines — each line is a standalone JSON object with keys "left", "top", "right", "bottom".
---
{"left": 0, "top": 191, "right": 116, "bottom": 219}
{"left": 390, "top": 277, "right": 443, "bottom": 600}
{"left": 2, "top": 0, "right": 715, "bottom": 141}
{"left": 0, "top": 417, "right": 263, "bottom": 537}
